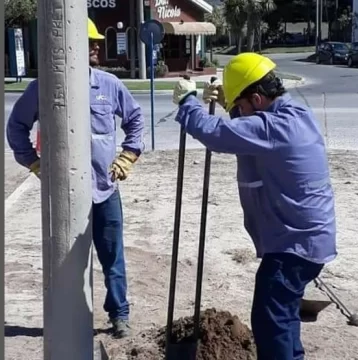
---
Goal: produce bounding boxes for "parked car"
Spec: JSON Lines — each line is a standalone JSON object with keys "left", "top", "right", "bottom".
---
{"left": 316, "top": 42, "right": 349, "bottom": 65}
{"left": 347, "top": 42, "right": 358, "bottom": 67}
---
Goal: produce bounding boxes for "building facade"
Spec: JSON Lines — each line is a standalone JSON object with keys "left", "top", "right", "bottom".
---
{"left": 89, "top": 0, "right": 216, "bottom": 76}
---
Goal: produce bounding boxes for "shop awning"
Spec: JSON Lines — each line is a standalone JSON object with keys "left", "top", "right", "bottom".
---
{"left": 162, "top": 22, "right": 216, "bottom": 36}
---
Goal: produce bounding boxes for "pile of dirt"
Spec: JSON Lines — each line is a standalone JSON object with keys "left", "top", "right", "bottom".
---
{"left": 126, "top": 308, "right": 257, "bottom": 360}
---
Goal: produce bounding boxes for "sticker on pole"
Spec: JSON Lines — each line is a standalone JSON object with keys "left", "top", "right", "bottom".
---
{"left": 139, "top": 20, "right": 165, "bottom": 46}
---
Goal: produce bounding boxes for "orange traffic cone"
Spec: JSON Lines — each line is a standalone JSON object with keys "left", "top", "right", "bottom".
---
{"left": 36, "top": 123, "right": 41, "bottom": 155}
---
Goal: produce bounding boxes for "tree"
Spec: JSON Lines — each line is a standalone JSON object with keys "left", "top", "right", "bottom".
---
{"left": 5, "top": 0, "right": 37, "bottom": 28}
{"left": 336, "top": 7, "right": 356, "bottom": 42}
{"left": 222, "top": 0, "right": 248, "bottom": 53}
{"left": 245, "top": 0, "right": 276, "bottom": 51}
{"left": 205, "top": 5, "right": 228, "bottom": 37}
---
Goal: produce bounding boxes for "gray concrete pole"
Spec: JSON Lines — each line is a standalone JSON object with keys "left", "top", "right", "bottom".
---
{"left": 130, "top": 0, "right": 136, "bottom": 79}
{"left": 137, "top": 0, "right": 147, "bottom": 79}
{"left": 37, "top": 0, "right": 94, "bottom": 358}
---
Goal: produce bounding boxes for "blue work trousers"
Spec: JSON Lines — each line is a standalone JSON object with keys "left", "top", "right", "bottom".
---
{"left": 92, "top": 190, "right": 129, "bottom": 321}
{"left": 251, "top": 253, "right": 323, "bottom": 360}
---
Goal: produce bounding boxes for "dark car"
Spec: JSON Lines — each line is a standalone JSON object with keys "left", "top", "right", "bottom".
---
{"left": 347, "top": 42, "right": 358, "bottom": 67}
{"left": 316, "top": 42, "right": 349, "bottom": 65}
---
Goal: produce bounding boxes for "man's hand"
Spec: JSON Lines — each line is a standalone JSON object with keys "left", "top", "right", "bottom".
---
{"left": 110, "top": 150, "right": 138, "bottom": 181}
{"left": 202, "top": 79, "right": 226, "bottom": 109}
{"left": 173, "top": 78, "right": 197, "bottom": 105}
{"left": 29, "top": 158, "right": 41, "bottom": 179}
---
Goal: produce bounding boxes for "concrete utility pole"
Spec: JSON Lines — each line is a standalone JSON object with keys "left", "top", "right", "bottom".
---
{"left": 37, "top": 0, "right": 94, "bottom": 358}
{"left": 137, "top": 0, "right": 147, "bottom": 79}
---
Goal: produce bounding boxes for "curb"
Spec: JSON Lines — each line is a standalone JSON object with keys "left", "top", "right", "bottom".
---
{"left": 5, "top": 77, "right": 305, "bottom": 95}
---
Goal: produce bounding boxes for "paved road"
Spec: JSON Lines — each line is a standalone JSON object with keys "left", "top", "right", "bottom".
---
{"left": 214, "top": 52, "right": 358, "bottom": 94}
{"left": 5, "top": 58, "right": 358, "bottom": 197}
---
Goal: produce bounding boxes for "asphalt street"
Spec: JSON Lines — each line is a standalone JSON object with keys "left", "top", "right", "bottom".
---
{"left": 214, "top": 52, "right": 358, "bottom": 94}
{"left": 4, "top": 54, "right": 358, "bottom": 198}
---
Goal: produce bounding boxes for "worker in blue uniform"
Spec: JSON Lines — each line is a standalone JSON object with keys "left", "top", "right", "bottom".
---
{"left": 172, "top": 52, "right": 337, "bottom": 359}
{"left": 6, "top": 18, "right": 145, "bottom": 338}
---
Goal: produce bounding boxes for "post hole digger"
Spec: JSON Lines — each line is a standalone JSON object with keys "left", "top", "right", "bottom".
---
{"left": 165, "top": 76, "right": 217, "bottom": 360}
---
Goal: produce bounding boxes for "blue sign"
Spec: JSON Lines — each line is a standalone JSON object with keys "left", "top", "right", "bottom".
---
{"left": 139, "top": 19, "right": 165, "bottom": 46}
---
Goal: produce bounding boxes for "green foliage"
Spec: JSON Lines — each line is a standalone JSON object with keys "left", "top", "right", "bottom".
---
{"left": 221, "top": 0, "right": 276, "bottom": 51}
{"left": 222, "top": 0, "right": 247, "bottom": 33}
{"left": 199, "top": 56, "right": 219, "bottom": 68}
{"left": 204, "top": 5, "right": 227, "bottom": 36}
{"left": 5, "top": 0, "right": 37, "bottom": 27}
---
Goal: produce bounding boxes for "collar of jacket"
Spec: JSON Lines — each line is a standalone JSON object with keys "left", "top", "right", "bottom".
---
{"left": 89, "top": 67, "right": 100, "bottom": 88}
{"left": 266, "top": 92, "right": 292, "bottom": 113}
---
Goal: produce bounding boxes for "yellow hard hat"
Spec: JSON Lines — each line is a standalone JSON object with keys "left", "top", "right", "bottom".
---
{"left": 223, "top": 53, "right": 277, "bottom": 112}
{"left": 88, "top": 18, "right": 104, "bottom": 40}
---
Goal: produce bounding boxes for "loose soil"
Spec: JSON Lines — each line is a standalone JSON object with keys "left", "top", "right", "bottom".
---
{"left": 121, "top": 308, "right": 256, "bottom": 360}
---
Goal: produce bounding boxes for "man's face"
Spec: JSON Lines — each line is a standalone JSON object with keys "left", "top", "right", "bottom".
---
{"left": 234, "top": 93, "right": 270, "bottom": 116}
{"left": 89, "top": 41, "right": 100, "bottom": 66}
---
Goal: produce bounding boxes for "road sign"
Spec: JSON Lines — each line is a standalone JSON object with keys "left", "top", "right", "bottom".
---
{"left": 139, "top": 20, "right": 165, "bottom": 151}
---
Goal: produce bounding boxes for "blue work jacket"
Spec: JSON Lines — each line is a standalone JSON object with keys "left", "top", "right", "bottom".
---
{"left": 6, "top": 68, "right": 145, "bottom": 204}
{"left": 175, "top": 93, "right": 337, "bottom": 264}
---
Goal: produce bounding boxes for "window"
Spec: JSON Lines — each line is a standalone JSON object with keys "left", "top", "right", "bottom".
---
{"left": 126, "top": 27, "right": 137, "bottom": 61}
{"left": 162, "top": 34, "right": 184, "bottom": 59}
{"left": 331, "top": 43, "right": 348, "bottom": 51}
{"left": 105, "top": 27, "right": 117, "bottom": 60}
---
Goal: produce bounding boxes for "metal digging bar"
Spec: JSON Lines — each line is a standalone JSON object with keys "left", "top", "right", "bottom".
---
{"left": 165, "top": 77, "right": 217, "bottom": 360}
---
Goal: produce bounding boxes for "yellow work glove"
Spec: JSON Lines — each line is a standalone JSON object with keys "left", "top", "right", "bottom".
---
{"left": 202, "top": 79, "right": 226, "bottom": 109}
{"left": 172, "top": 78, "right": 197, "bottom": 105}
{"left": 29, "top": 158, "right": 41, "bottom": 179}
{"left": 110, "top": 151, "right": 138, "bottom": 181}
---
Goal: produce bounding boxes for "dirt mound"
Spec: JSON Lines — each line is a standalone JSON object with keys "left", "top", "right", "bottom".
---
{"left": 126, "top": 308, "right": 256, "bottom": 360}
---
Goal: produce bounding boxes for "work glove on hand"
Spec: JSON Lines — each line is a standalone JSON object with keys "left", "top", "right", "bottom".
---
{"left": 29, "top": 158, "right": 41, "bottom": 179}
{"left": 110, "top": 150, "right": 138, "bottom": 181}
{"left": 172, "top": 78, "right": 197, "bottom": 106}
{"left": 202, "top": 79, "right": 226, "bottom": 109}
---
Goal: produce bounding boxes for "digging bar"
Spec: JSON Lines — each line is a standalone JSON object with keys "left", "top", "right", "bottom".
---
{"left": 165, "top": 77, "right": 217, "bottom": 360}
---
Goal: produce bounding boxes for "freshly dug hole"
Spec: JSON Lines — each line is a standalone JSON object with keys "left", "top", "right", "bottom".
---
{"left": 128, "top": 308, "right": 257, "bottom": 360}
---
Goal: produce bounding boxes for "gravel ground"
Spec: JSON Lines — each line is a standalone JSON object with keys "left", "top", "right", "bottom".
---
{"left": 4, "top": 149, "right": 358, "bottom": 360}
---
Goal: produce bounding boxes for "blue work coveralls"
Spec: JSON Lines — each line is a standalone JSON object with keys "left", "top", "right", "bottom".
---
{"left": 175, "top": 93, "right": 337, "bottom": 360}
{"left": 6, "top": 68, "right": 145, "bottom": 322}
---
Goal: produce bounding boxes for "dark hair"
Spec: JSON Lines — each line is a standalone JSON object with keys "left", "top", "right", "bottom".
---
{"left": 240, "top": 71, "right": 286, "bottom": 100}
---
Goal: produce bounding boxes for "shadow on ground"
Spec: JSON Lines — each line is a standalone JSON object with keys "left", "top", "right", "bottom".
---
{"left": 294, "top": 53, "right": 316, "bottom": 63}
{"left": 4, "top": 325, "right": 113, "bottom": 338}
{"left": 5, "top": 325, "right": 43, "bottom": 337}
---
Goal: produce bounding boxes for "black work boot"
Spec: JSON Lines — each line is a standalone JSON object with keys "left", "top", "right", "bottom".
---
{"left": 111, "top": 318, "right": 131, "bottom": 339}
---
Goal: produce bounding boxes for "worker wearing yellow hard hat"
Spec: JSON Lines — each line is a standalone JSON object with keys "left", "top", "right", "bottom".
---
{"left": 222, "top": 52, "right": 277, "bottom": 112}
{"left": 88, "top": 17, "right": 105, "bottom": 40}
{"left": 172, "top": 52, "right": 336, "bottom": 359}
{"left": 7, "top": 16, "right": 145, "bottom": 339}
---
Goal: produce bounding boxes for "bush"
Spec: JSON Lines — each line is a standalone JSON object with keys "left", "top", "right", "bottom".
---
{"left": 147, "top": 61, "right": 169, "bottom": 78}
{"left": 97, "top": 66, "right": 132, "bottom": 79}
{"left": 155, "top": 60, "right": 169, "bottom": 77}
{"left": 199, "top": 56, "right": 219, "bottom": 68}
{"left": 98, "top": 61, "right": 169, "bottom": 79}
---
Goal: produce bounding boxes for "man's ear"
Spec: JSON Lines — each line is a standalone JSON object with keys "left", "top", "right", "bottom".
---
{"left": 251, "top": 93, "right": 262, "bottom": 107}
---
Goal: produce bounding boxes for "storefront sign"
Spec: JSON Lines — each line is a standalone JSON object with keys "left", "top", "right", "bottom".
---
{"left": 154, "top": 0, "right": 181, "bottom": 20}
{"left": 8, "top": 28, "right": 26, "bottom": 78}
{"left": 87, "top": 0, "right": 116, "bottom": 8}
